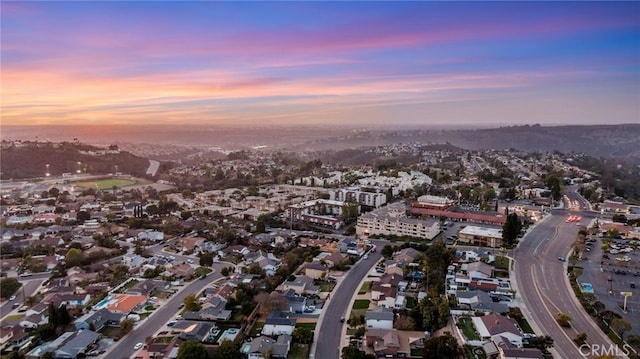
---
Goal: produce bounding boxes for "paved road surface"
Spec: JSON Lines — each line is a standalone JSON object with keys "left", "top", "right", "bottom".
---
{"left": 514, "top": 189, "right": 618, "bottom": 358}
{"left": 312, "top": 241, "right": 384, "bottom": 359}
{"left": 1, "top": 275, "right": 48, "bottom": 319}
{"left": 101, "top": 261, "right": 230, "bottom": 359}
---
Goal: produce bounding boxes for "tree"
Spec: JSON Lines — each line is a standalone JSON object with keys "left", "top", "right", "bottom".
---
{"left": 381, "top": 245, "right": 394, "bottom": 259}
{"left": 65, "top": 248, "right": 84, "bottom": 267}
{"left": 574, "top": 332, "right": 587, "bottom": 346}
{"left": 610, "top": 318, "right": 632, "bottom": 338}
{"left": 183, "top": 294, "right": 201, "bottom": 312}
{"left": 524, "top": 335, "right": 554, "bottom": 353}
{"left": 557, "top": 312, "right": 572, "bottom": 327}
{"left": 255, "top": 292, "right": 286, "bottom": 316}
{"left": 0, "top": 277, "right": 21, "bottom": 298}
{"left": 502, "top": 213, "right": 522, "bottom": 247}
{"left": 120, "top": 318, "right": 135, "bottom": 335}
{"left": 544, "top": 173, "right": 562, "bottom": 201}
{"left": 341, "top": 198, "right": 360, "bottom": 224}
{"left": 211, "top": 339, "right": 243, "bottom": 359}
{"left": 177, "top": 340, "right": 208, "bottom": 359}
{"left": 422, "top": 333, "right": 463, "bottom": 359}
{"left": 341, "top": 346, "right": 375, "bottom": 359}
{"left": 292, "top": 327, "right": 314, "bottom": 344}
{"left": 221, "top": 267, "right": 230, "bottom": 276}
{"left": 199, "top": 252, "right": 214, "bottom": 267}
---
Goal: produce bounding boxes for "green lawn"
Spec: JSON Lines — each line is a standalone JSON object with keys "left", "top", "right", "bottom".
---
{"left": 115, "top": 279, "right": 139, "bottom": 293}
{"left": 295, "top": 322, "right": 316, "bottom": 331}
{"left": 99, "top": 326, "right": 119, "bottom": 338}
{"left": 352, "top": 299, "right": 370, "bottom": 310}
{"left": 4, "top": 314, "right": 24, "bottom": 321}
{"left": 458, "top": 317, "right": 480, "bottom": 340}
{"left": 153, "top": 336, "right": 174, "bottom": 344}
{"left": 250, "top": 322, "right": 265, "bottom": 336}
{"left": 515, "top": 317, "right": 535, "bottom": 334}
{"left": 494, "top": 256, "right": 510, "bottom": 270}
{"left": 406, "top": 297, "right": 416, "bottom": 309}
{"left": 317, "top": 281, "right": 335, "bottom": 292}
{"left": 358, "top": 281, "right": 372, "bottom": 294}
{"left": 288, "top": 343, "right": 309, "bottom": 359}
{"left": 75, "top": 178, "right": 137, "bottom": 189}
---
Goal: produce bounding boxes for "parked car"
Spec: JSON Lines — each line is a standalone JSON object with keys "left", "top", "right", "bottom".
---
{"left": 557, "top": 257, "right": 566, "bottom": 262}
{"left": 8, "top": 295, "right": 16, "bottom": 301}
{"left": 134, "top": 343, "right": 143, "bottom": 350}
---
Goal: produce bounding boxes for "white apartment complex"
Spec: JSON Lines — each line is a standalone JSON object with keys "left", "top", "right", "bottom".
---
{"left": 330, "top": 187, "right": 387, "bottom": 208}
{"left": 356, "top": 203, "right": 440, "bottom": 240}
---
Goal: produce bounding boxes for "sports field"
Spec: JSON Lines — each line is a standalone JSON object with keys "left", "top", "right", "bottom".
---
{"left": 74, "top": 178, "right": 137, "bottom": 189}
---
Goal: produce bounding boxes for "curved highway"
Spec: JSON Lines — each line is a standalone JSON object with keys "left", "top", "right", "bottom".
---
{"left": 514, "top": 188, "right": 619, "bottom": 358}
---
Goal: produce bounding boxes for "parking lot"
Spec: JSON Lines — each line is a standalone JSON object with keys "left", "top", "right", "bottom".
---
{"left": 577, "top": 235, "right": 640, "bottom": 337}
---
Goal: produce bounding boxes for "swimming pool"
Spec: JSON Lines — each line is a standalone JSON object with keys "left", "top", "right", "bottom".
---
{"left": 581, "top": 283, "right": 594, "bottom": 293}
{"left": 94, "top": 295, "right": 112, "bottom": 310}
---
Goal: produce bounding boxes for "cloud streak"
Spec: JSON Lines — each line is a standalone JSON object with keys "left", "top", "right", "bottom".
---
{"left": 1, "top": 1, "right": 638, "bottom": 126}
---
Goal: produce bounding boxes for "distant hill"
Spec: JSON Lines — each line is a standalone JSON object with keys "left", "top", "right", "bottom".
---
{"left": 2, "top": 123, "right": 638, "bottom": 159}
{"left": 440, "top": 124, "right": 640, "bottom": 157}
{"left": 291, "top": 124, "right": 640, "bottom": 158}
{"left": 0, "top": 142, "right": 150, "bottom": 180}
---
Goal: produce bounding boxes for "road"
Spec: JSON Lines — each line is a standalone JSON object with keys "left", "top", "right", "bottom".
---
{"left": 146, "top": 160, "right": 160, "bottom": 176}
{"left": 514, "top": 189, "right": 618, "bottom": 358}
{"left": 0, "top": 274, "right": 49, "bottom": 319}
{"left": 102, "top": 261, "right": 231, "bottom": 359}
{"left": 312, "top": 241, "right": 384, "bottom": 359}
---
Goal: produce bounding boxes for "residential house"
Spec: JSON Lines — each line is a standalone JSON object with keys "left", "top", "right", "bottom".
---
{"left": 180, "top": 236, "right": 206, "bottom": 254}
{"left": 20, "top": 312, "right": 48, "bottom": 329}
{"left": 179, "top": 322, "right": 216, "bottom": 342}
{"left": 455, "top": 291, "right": 509, "bottom": 314}
{"left": 54, "top": 330, "right": 101, "bottom": 359}
{"left": 121, "top": 253, "right": 146, "bottom": 270}
{"left": 262, "top": 311, "right": 296, "bottom": 336}
{"left": 75, "top": 309, "right": 125, "bottom": 332}
{"left": 365, "top": 307, "right": 394, "bottom": 329}
{"left": 282, "top": 289, "right": 306, "bottom": 314}
{"left": 394, "top": 247, "right": 420, "bottom": 263}
{"left": 365, "top": 328, "right": 400, "bottom": 357}
{"left": 168, "top": 263, "right": 195, "bottom": 278}
{"left": 281, "top": 275, "right": 319, "bottom": 296}
{"left": 125, "top": 279, "right": 168, "bottom": 297}
{"left": 321, "top": 252, "right": 344, "bottom": 268}
{"left": 472, "top": 313, "right": 524, "bottom": 347}
{"left": 185, "top": 296, "right": 232, "bottom": 321}
{"left": 464, "top": 261, "right": 495, "bottom": 279}
{"left": 106, "top": 294, "right": 147, "bottom": 314}
{"left": 49, "top": 294, "right": 92, "bottom": 308}
{"left": 242, "top": 335, "right": 292, "bottom": 359}
{"left": 304, "top": 262, "right": 328, "bottom": 280}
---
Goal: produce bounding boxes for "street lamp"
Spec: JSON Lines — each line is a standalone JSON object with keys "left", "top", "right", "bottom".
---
{"left": 45, "top": 164, "right": 50, "bottom": 177}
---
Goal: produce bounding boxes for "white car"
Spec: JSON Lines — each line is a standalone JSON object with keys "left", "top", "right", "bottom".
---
{"left": 134, "top": 343, "right": 143, "bottom": 350}
{"left": 8, "top": 295, "right": 16, "bottom": 301}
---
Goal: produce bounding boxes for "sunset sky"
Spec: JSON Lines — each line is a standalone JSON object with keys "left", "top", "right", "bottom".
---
{"left": 1, "top": 1, "right": 639, "bottom": 127}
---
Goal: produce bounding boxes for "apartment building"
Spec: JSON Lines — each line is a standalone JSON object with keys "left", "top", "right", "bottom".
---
{"left": 356, "top": 203, "right": 439, "bottom": 240}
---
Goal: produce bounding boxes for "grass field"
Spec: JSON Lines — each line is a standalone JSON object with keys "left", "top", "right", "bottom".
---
{"left": 288, "top": 343, "right": 310, "bottom": 359}
{"left": 295, "top": 322, "right": 317, "bottom": 330}
{"left": 74, "top": 178, "right": 137, "bottom": 189}
{"left": 352, "top": 299, "right": 370, "bottom": 310}
{"left": 358, "top": 281, "right": 372, "bottom": 294}
{"left": 458, "top": 317, "right": 480, "bottom": 340}
{"left": 494, "top": 256, "right": 510, "bottom": 270}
